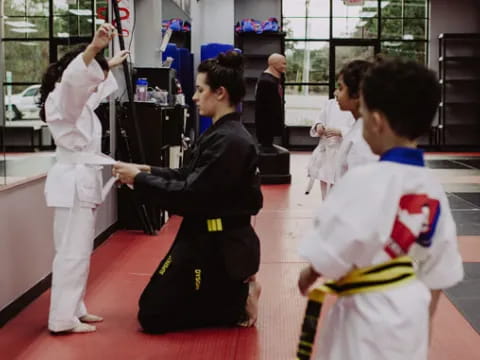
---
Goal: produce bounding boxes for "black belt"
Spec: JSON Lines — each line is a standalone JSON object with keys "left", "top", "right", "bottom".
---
{"left": 184, "top": 216, "right": 251, "bottom": 233}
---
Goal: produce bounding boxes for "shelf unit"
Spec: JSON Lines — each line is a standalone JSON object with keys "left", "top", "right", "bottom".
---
{"left": 437, "top": 33, "right": 480, "bottom": 148}
{"left": 169, "top": 31, "right": 191, "bottom": 51}
{"left": 235, "top": 32, "right": 286, "bottom": 137}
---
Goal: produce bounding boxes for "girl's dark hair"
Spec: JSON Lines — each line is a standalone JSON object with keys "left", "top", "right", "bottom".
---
{"left": 362, "top": 57, "right": 441, "bottom": 140}
{"left": 197, "top": 51, "right": 246, "bottom": 105}
{"left": 338, "top": 59, "right": 372, "bottom": 99}
{"left": 39, "top": 44, "right": 109, "bottom": 121}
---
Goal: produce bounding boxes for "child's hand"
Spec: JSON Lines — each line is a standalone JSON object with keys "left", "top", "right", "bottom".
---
{"left": 324, "top": 128, "right": 342, "bottom": 138}
{"left": 298, "top": 265, "right": 320, "bottom": 296}
{"left": 91, "top": 23, "right": 117, "bottom": 51}
{"left": 315, "top": 124, "right": 325, "bottom": 136}
{"left": 108, "top": 50, "right": 130, "bottom": 68}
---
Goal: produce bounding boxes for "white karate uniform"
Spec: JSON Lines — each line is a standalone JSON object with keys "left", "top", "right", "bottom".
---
{"left": 299, "top": 147, "right": 464, "bottom": 360}
{"left": 307, "top": 99, "right": 354, "bottom": 186}
{"left": 334, "top": 117, "right": 378, "bottom": 181}
{"left": 44, "top": 53, "right": 118, "bottom": 332}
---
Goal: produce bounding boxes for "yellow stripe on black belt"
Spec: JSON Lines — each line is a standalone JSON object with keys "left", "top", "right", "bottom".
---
{"left": 207, "top": 218, "right": 223, "bottom": 232}
{"left": 296, "top": 256, "right": 416, "bottom": 360}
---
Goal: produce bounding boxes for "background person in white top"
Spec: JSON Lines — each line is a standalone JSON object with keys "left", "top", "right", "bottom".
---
{"left": 39, "top": 23, "right": 128, "bottom": 334}
{"left": 298, "top": 58, "right": 464, "bottom": 360}
{"left": 334, "top": 60, "right": 378, "bottom": 181}
{"left": 306, "top": 98, "right": 354, "bottom": 199}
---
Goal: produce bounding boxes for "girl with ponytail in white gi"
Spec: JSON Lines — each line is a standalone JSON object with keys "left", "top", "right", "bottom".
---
{"left": 305, "top": 98, "right": 354, "bottom": 199}
{"left": 40, "top": 23, "right": 128, "bottom": 334}
{"left": 333, "top": 60, "right": 379, "bottom": 181}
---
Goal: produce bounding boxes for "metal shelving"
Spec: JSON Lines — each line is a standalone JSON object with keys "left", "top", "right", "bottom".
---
{"left": 437, "top": 33, "right": 480, "bottom": 148}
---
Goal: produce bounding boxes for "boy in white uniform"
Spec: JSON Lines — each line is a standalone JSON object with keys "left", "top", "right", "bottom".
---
{"left": 334, "top": 60, "right": 378, "bottom": 180}
{"left": 306, "top": 98, "right": 354, "bottom": 199}
{"left": 297, "top": 58, "right": 464, "bottom": 360}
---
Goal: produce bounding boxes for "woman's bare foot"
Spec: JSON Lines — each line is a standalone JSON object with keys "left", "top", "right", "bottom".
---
{"left": 238, "top": 280, "right": 261, "bottom": 327}
{"left": 79, "top": 314, "right": 104, "bottom": 323}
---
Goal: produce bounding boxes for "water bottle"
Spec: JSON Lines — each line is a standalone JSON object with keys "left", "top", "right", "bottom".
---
{"left": 135, "top": 77, "right": 148, "bottom": 101}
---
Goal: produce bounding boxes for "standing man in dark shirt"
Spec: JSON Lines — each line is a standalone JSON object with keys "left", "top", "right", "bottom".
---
{"left": 255, "top": 53, "right": 287, "bottom": 151}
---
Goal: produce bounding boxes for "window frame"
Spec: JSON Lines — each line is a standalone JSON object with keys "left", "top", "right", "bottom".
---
{"left": 282, "top": 0, "right": 430, "bottom": 129}
{"left": 2, "top": 0, "right": 97, "bottom": 91}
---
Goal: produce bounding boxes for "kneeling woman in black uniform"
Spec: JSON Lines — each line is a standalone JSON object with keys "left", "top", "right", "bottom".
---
{"left": 114, "top": 51, "right": 263, "bottom": 333}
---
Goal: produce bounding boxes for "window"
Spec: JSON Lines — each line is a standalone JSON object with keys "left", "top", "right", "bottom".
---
{"left": 283, "top": 0, "right": 429, "bottom": 127}
{"left": 1, "top": 0, "right": 99, "bottom": 185}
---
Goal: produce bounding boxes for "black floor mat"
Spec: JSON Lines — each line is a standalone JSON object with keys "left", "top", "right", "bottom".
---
{"left": 456, "top": 159, "right": 480, "bottom": 169}
{"left": 444, "top": 262, "right": 480, "bottom": 334}
{"left": 425, "top": 160, "right": 471, "bottom": 169}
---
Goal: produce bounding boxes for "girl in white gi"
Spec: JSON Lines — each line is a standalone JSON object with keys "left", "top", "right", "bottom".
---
{"left": 306, "top": 98, "right": 354, "bottom": 199}
{"left": 40, "top": 23, "right": 128, "bottom": 334}
{"left": 298, "top": 58, "right": 464, "bottom": 360}
{"left": 333, "top": 60, "right": 378, "bottom": 180}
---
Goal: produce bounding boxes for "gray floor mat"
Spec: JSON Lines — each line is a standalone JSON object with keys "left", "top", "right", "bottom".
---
{"left": 451, "top": 210, "right": 480, "bottom": 235}
{"left": 425, "top": 160, "right": 472, "bottom": 169}
{"left": 453, "top": 193, "right": 480, "bottom": 208}
{"left": 444, "top": 262, "right": 480, "bottom": 334}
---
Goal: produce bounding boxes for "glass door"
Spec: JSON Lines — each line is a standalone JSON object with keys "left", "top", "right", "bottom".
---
{"left": 329, "top": 40, "right": 379, "bottom": 97}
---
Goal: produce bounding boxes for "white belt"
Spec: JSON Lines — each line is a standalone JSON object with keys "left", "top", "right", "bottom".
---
{"left": 55, "top": 149, "right": 118, "bottom": 202}
{"left": 55, "top": 150, "right": 117, "bottom": 166}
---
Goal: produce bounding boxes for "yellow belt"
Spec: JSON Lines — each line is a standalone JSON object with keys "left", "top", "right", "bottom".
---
{"left": 296, "top": 256, "right": 416, "bottom": 360}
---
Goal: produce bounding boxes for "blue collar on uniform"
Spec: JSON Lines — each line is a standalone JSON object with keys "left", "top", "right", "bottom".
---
{"left": 380, "top": 147, "right": 424, "bottom": 167}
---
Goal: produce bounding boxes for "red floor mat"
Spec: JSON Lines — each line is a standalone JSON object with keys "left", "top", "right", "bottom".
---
{"left": 1, "top": 153, "right": 479, "bottom": 359}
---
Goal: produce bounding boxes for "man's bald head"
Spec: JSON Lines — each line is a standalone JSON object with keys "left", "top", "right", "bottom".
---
{"left": 267, "top": 53, "right": 287, "bottom": 76}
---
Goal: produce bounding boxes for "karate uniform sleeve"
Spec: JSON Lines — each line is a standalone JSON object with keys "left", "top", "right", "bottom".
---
{"left": 299, "top": 166, "right": 398, "bottom": 280}
{"left": 150, "top": 166, "right": 188, "bottom": 181}
{"left": 310, "top": 105, "right": 328, "bottom": 137}
{"left": 338, "top": 120, "right": 354, "bottom": 138}
{"left": 50, "top": 53, "right": 107, "bottom": 125}
{"left": 346, "top": 137, "right": 379, "bottom": 170}
{"left": 414, "top": 201, "right": 464, "bottom": 289}
{"left": 134, "top": 132, "right": 259, "bottom": 213}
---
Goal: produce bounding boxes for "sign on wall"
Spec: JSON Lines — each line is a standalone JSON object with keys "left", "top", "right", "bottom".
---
{"left": 97, "top": 0, "right": 135, "bottom": 56}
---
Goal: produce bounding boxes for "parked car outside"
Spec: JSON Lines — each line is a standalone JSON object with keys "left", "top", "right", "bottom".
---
{"left": 4, "top": 84, "right": 41, "bottom": 120}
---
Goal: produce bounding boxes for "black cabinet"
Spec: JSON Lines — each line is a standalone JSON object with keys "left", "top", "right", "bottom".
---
{"left": 119, "top": 102, "right": 186, "bottom": 166}
{"left": 117, "top": 102, "right": 187, "bottom": 232}
{"left": 437, "top": 33, "right": 480, "bottom": 149}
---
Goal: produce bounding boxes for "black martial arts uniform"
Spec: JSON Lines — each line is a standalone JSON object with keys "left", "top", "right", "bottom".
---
{"left": 254, "top": 72, "right": 284, "bottom": 148}
{"left": 133, "top": 112, "right": 263, "bottom": 334}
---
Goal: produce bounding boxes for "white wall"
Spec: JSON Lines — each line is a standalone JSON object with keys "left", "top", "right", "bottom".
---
{"left": 0, "top": 178, "right": 53, "bottom": 311}
{"left": 134, "top": 0, "right": 163, "bottom": 67}
{"left": 163, "top": 0, "right": 191, "bottom": 21}
{"left": 0, "top": 172, "right": 117, "bottom": 312}
{"left": 429, "top": 0, "right": 480, "bottom": 69}
{"left": 191, "top": 0, "right": 235, "bottom": 70}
